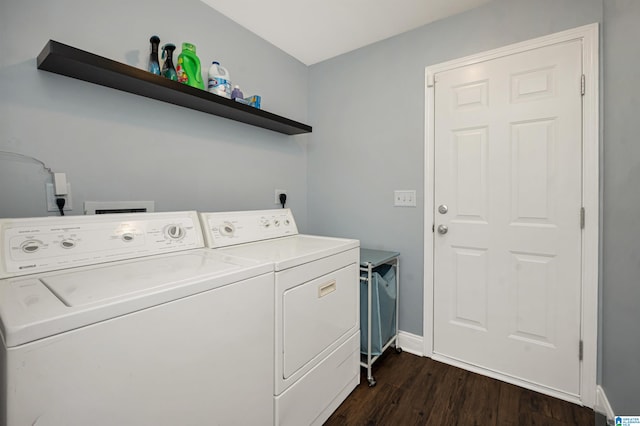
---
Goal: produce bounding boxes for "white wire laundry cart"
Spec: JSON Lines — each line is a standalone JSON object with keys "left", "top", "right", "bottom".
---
{"left": 359, "top": 248, "right": 401, "bottom": 387}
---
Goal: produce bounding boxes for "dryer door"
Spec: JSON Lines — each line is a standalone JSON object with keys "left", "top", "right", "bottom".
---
{"left": 282, "top": 262, "right": 358, "bottom": 378}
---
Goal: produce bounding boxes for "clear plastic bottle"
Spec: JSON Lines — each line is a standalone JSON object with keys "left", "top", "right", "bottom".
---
{"left": 207, "top": 61, "right": 231, "bottom": 98}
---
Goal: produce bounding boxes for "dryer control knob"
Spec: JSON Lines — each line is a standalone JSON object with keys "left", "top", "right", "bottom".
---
{"left": 220, "top": 222, "right": 235, "bottom": 236}
{"left": 165, "top": 225, "right": 186, "bottom": 240}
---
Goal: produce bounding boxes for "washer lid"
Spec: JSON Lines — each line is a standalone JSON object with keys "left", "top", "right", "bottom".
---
{"left": 0, "top": 249, "right": 272, "bottom": 347}
{"left": 217, "top": 234, "right": 359, "bottom": 271}
{"left": 41, "top": 252, "right": 243, "bottom": 307}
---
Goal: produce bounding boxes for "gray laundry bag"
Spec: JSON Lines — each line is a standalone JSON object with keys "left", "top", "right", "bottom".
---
{"left": 360, "top": 264, "right": 397, "bottom": 355}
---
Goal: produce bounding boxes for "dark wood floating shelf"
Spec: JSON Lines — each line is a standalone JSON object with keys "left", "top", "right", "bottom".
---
{"left": 36, "top": 40, "right": 312, "bottom": 135}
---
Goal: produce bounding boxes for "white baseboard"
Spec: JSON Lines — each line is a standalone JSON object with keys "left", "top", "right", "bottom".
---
{"left": 397, "top": 331, "right": 424, "bottom": 356}
{"left": 595, "top": 385, "right": 615, "bottom": 423}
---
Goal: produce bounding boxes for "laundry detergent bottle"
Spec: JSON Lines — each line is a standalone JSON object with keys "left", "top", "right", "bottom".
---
{"left": 176, "top": 42, "right": 204, "bottom": 90}
{"left": 207, "top": 61, "right": 231, "bottom": 98}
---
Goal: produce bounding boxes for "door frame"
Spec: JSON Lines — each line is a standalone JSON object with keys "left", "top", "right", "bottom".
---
{"left": 423, "top": 23, "right": 599, "bottom": 407}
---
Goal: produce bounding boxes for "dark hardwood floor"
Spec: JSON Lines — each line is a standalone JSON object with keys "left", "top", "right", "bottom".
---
{"left": 325, "top": 351, "right": 595, "bottom": 426}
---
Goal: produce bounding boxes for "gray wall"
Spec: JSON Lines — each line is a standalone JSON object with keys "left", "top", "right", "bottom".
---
{"left": 2, "top": 0, "right": 639, "bottom": 416}
{"left": 602, "top": 0, "right": 640, "bottom": 413}
{"left": 307, "top": 0, "right": 602, "bottom": 339}
{"left": 308, "top": 0, "right": 639, "bottom": 414}
{"left": 0, "top": 0, "right": 310, "bottom": 228}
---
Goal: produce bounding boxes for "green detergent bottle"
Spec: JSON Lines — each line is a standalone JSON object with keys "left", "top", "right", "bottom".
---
{"left": 176, "top": 43, "right": 204, "bottom": 90}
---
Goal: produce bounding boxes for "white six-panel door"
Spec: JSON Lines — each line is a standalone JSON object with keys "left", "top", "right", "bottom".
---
{"left": 432, "top": 40, "right": 583, "bottom": 396}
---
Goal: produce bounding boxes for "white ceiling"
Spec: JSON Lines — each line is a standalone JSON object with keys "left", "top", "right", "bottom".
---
{"left": 200, "top": 0, "right": 492, "bottom": 65}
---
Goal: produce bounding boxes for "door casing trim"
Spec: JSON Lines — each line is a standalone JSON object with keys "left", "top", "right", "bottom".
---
{"left": 423, "top": 23, "right": 599, "bottom": 407}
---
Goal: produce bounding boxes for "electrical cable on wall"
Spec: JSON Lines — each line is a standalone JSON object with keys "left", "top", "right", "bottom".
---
{"left": 56, "top": 198, "right": 66, "bottom": 216}
{"left": 0, "top": 150, "right": 53, "bottom": 174}
{"left": 1, "top": 150, "right": 67, "bottom": 216}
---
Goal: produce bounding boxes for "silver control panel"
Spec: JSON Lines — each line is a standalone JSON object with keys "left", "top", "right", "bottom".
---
{"left": 200, "top": 209, "right": 298, "bottom": 248}
{"left": 0, "top": 211, "right": 203, "bottom": 278}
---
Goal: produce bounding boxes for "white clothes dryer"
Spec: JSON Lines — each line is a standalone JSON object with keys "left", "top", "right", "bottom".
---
{"left": 0, "top": 211, "right": 274, "bottom": 426}
{"left": 199, "top": 209, "right": 360, "bottom": 426}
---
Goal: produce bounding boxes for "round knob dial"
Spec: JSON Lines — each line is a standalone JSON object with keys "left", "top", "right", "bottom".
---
{"left": 259, "top": 218, "right": 271, "bottom": 228}
{"left": 122, "top": 232, "right": 135, "bottom": 242}
{"left": 60, "top": 239, "right": 76, "bottom": 249}
{"left": 21, "top": 240, "right": 43, "bottom": 254}
{"left": 220, "top": 222, "right": 235, "bottom": 236}
{"left": 165, "top": 225, "right": 186, "bottom": 240}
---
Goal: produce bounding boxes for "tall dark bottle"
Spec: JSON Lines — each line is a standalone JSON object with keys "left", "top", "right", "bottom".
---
{"left": 161, "top": 43, "right": 178, "bottom": 81}
{"left": 148, "top": 35, "right": 161, "bottom": 75}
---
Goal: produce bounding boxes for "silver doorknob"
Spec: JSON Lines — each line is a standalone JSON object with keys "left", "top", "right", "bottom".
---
{"left": 437, "top": 225, "right": 448, "bottom": 235}
{"left": 438, "top": 204, "right": 448, "bottom": 214}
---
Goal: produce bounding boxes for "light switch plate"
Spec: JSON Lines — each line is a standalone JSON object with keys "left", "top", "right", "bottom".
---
{"left": 394, "top": 190, "right": 416, "bottom": 207}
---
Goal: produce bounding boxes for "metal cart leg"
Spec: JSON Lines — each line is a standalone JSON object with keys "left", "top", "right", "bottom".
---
{"left": 366, "top": 262, "right": 376, "bottom": 387}
{"left": 394, "top": 258, "right": 402, "bottom": 354}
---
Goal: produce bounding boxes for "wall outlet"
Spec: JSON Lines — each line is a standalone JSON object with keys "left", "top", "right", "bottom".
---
{"left": 394, "top": 190, "right": 416, "bottom": 207}
{"left": 275, "top": 189, "right": 288, "bottom": 205}
{"left": 46, "top": 183, "right": 73, "bottom": 212}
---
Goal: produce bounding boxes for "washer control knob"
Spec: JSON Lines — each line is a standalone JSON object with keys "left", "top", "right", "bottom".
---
{"left": 21, "top": 240, "right": 42, "bottom": 254}
{"left": 122, "top": 233, "right": 135, "bottom": 242}
{"left": 165, "top": 225, "right": 185, "bottom": 240}
{"left": 259, "top": 218, "right": 270, "bottom": 228}
{"left": 60, "top": 239, "right": 76, "bottom": 249}
{"left": 274, "top": 219, "right": 281, "bottom": 227}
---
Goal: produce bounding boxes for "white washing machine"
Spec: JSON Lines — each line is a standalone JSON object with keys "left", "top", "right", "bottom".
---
{"left": 199, "top": 209, "right": 360, "bottom": 426}
{"left": 0, "top": 211, "right": 275, "bottom": 426}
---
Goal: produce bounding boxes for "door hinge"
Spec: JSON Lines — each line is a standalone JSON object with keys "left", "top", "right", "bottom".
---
{"left": 580, "top": 207, "right": 585, "bottom": 229}
{"left": 432, "top": 223, "right": 435, "bottom": 233}
{"left": 581, "top": 74, "right": 585, "bottom": 96}
{"left": 579, "top": 340, "right": 584, "bottom": 361}
{"left": 428, "top": 73, "right": 436, "bottom": 88}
